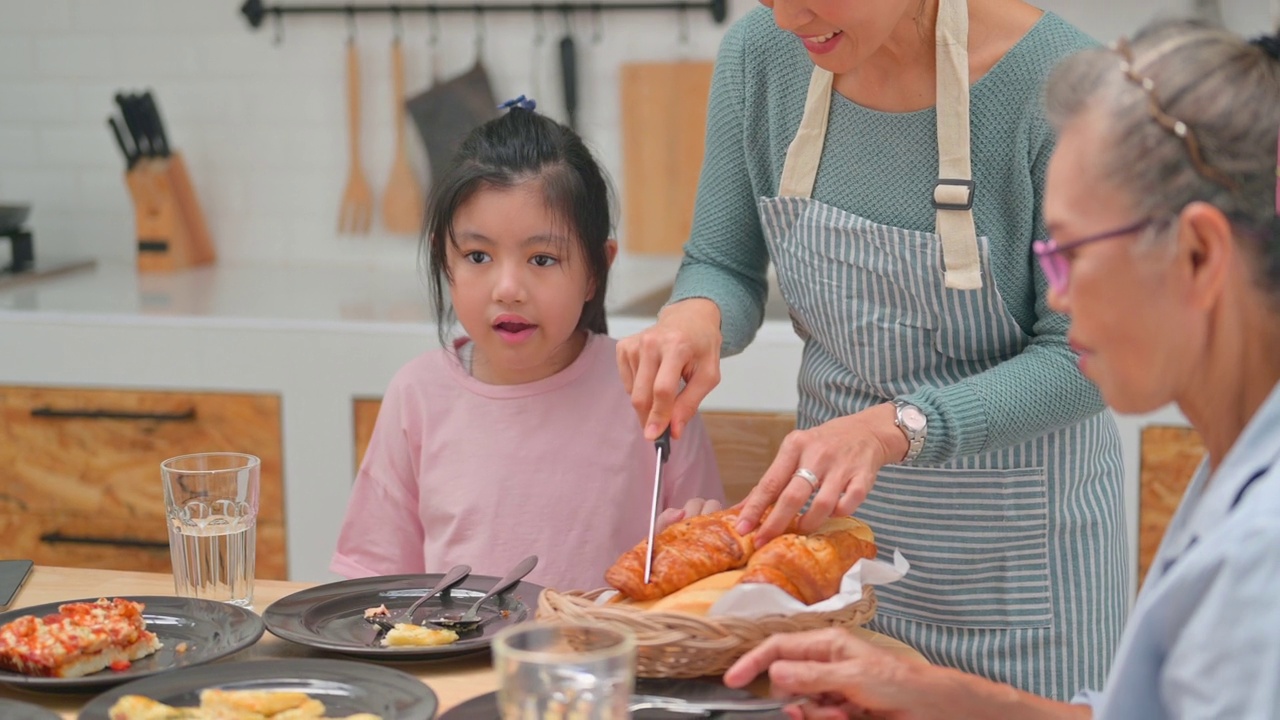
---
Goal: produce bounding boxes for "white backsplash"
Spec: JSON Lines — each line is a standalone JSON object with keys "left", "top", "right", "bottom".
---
{"left": 0, "top": 0, "right": 1268, "bottom": 271}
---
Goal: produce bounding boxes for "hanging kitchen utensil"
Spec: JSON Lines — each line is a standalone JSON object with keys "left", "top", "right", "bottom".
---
{"left": 405, "top": 9, "right": 498, "bottom": 191}
{"left": 619, "top": 60, "right": 715, "bottom": 254}
{"left": 530, "top": 8, "right": 546, "bottom": 104}
{"left": 381, "top": 10, "right": 424, "bottom": 236}
{"left": 338, "top": 12, "right": 374, "bottom": 235}
{"left": 558, "top": 10, "right": 578, "bottom": 131}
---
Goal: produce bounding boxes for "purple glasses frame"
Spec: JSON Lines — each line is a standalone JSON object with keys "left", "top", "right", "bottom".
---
{"left": 1033, "top": 218, "right": 1153, "bottom": 292}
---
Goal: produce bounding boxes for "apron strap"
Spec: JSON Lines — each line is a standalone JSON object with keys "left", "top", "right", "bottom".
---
{"left": 778, "top": 67, "right": 833, "bottom": 198}
{"left": 934, "top": 0, "right": 983, "bottom": 289}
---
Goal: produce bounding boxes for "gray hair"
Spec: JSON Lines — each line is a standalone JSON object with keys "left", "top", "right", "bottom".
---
{"left": 1044, "top": 19, "right": 1280, "bottom": 302}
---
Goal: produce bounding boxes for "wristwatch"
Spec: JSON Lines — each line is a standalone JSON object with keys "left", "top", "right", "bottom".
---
{"left": 893, "top": 400, "right": 928, "bottom": 463}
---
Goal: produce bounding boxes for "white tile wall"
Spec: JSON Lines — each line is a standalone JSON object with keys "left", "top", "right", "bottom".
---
{"left": 0, "top": 0, "right": 1269, "bottom": 270}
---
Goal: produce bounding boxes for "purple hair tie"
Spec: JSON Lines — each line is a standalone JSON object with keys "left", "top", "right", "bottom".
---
{"left": 499, "top": 95, "right": 537, "bottom": 112}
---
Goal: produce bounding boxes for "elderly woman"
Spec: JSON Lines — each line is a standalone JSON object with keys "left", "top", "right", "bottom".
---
{"left": 723, "top": 19, "right": 1280, "bottom": 720}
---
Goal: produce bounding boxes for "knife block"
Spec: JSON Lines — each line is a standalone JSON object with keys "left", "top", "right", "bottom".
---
{"left": 125, "top": 152, "right": 215, "bottom": 273}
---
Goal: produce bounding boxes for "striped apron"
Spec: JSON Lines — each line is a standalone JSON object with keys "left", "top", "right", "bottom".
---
{"left": 758, "top": 0, "right": 1127, "bottom": 700}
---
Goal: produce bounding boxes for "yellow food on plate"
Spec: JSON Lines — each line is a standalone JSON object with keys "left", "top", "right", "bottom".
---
{"left": 380, "top": 623, "right": 459, "bottom": 648}
{"left": 107, "top": 689, "right": 383, "bottom": 719}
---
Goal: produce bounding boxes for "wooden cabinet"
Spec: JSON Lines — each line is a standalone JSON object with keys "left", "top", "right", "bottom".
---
{"left": 0, "top": 386, "right": 287, "bottom": 579}
{"left": 353, "top": 398, "right": 381, "bottom": 474}
{"left": 1139, "top": 425, "right": 1206, "bottom": 583}
{"left": 700, "top": 411, "right": 795, "bottom": 505}
{"left": 351, "top": 398, "right": 793, "bottom": 506}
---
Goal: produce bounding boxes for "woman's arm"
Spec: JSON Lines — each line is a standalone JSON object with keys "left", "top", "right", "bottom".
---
{"left": 666, "top": 11, "right": 773, "bottom": 357}
{"left": 900, "top": 112, "right": 1106, "bottom": 465}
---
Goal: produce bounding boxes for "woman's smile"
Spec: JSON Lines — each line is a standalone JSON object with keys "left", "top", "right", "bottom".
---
{"left": 799, "top": 29, "right": 844, "bottom": 54}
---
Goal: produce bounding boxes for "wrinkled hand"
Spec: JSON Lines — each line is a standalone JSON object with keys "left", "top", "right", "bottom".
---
{"left": 617, "top": 299, "right": 723, "bottom": 441}
{"left": 724, "top": 628, "right": 933, "bottom": 720}
{"left": 735, "top": 404, "right": 907, "bottom": 544}
{"left": 656, "top": 497, "right": 723, "bottom": 534}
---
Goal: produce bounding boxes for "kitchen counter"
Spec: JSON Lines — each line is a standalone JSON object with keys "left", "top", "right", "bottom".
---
{"left": 0, "top": 565, "right": 926, "bottom": 719}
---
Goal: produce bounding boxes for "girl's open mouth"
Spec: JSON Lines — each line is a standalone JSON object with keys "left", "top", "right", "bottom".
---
{"left": 493, "top": 320, "right": 537, "bottom": 343}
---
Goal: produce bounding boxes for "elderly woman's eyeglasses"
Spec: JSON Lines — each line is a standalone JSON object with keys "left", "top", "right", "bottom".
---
{"left": 1113, "top": 37, "right": 1238, "bottom": 192}
{"left": 1033, "top": 218, "right": 1153, "bottom": 292}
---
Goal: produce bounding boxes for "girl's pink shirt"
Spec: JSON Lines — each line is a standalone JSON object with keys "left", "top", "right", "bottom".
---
{"left": 330, "top": 333, "right": 725, "bottom": 590}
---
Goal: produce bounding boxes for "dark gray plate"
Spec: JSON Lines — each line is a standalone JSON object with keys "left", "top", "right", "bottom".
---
{"left": 78, "top": 658, "right": 438, "bottom": 719}
{"left": 0, "top": 697, "right": 61, "bottom": 720}
{"left": 438, "top": 678, "right": 788, "bottom": 720}
{"left": 0, "top": 596, "right": 264, "bottom": 692}
{"left": 262, "top": 573, "right": 545, "bottom": 660}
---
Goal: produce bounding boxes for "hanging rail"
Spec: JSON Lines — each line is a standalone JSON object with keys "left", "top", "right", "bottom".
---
{"left": 240, "top": 0, "right": 729, "bottom": 29}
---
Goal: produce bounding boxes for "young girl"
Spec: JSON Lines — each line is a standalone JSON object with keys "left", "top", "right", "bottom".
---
{"left": 330, "top": 99, "right": 724, "bottom": 591}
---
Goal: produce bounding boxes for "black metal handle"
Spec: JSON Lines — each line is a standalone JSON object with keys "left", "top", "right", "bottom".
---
{"left": 40, "top": 533, "right": 170, "bottom": 550}
{"left": 30, "top": 407, "right": 197, "bottom": 421}
{"left": 241, "top": 0, "right": 730, "bottom": 29}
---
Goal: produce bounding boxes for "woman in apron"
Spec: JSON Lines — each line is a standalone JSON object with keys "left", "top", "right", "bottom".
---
{"left": 617, "top": 0, "right": 1127, "bottom": 700}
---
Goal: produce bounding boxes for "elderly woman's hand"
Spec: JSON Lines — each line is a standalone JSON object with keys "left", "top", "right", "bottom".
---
{"left": 725, "top": 628, "right": 1083, "bottom": 720}
{"left": 724, "top": 628, "right": 933, "bottom": 719}
{"left": 617, "top": 299, "right": 723, "bottom": 442}
{"left": 656, "top": 497, "right": 723, "bottom": 534}
{"left": 734, "top": 404, "right": 907, "bottom": 544}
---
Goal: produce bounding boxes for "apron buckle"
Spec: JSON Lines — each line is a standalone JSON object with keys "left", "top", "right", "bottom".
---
{"left": 933, "top": 178, "right": 976, "bottom": 211}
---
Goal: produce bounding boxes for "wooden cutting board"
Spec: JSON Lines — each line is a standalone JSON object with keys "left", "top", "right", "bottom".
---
{"left": 620, "top": 61, "right": 715, "bottom": 255}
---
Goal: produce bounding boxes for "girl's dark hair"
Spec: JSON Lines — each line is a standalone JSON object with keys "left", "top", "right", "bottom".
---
{"left": 421, "top": 107, "right": 614, "bottom": 345}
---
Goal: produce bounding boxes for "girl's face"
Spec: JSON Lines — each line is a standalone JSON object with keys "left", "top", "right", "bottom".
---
{"left": 446, "top": 181, "right": 604, "bottom": 385}
{"left": 758, "top": 0, "right": 920, "bottom": 75}
{"left": 1042, "top": 116, "right": 1194, "bottom": 414}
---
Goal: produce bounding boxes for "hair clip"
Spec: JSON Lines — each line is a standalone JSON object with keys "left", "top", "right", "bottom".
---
{"left": 499, "top": 95, "right": 537, "bottom": 111}
{"left": 1250, "top": 33, "right": 1280, "bottom": 61}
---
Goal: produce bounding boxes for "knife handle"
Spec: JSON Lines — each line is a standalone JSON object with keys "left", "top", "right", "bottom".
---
{"left": 141, "top": 91, "right": 171, "bottom": 157}
{"left": 655, "top": 426, "right": 671, "bottom": 462}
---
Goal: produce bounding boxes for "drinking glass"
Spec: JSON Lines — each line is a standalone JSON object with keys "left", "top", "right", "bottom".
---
{"left": 493, "top": 622, "right": 636, "bottom": 720}
{"left": 161, "top": 452, "right": 260, "bottom": 607}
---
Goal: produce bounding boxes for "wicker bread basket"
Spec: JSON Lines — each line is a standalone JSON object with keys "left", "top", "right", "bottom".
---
{"left": 536, "top": 586, "right": 878, "bottom": 679}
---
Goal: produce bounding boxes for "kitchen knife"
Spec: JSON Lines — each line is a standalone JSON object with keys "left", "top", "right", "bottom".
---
{"left": 116, "top": 93, "right": 152, "bottom": 158}
{"left": 107, "top": 116, "right": 139, "bottom": 169}
{"left": 643, "top": 426, "right": 673, "bottom": 585}
{"left": 559, "top": 33, "right": 578, "bottom": 130}
{"left": 139, "top": 91, "right": 171, "bottom": 157}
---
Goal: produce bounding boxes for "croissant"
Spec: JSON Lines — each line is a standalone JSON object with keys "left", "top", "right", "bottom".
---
{"left": 739, "top": 517, "right": 878, "bottom": 605}
{"left": 606, "top": 510, "right": 754, "bottom": 601}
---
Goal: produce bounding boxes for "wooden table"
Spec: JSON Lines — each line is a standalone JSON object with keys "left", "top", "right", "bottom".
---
{"left": 0, "top": 566, "right": 925, "bottom": 719}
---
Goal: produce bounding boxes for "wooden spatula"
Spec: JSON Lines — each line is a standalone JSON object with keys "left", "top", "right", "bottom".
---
{"left": 382, "top": 37, "right": 424, "bottom": 236}
{"left": 338, "top": 39, "right": 374, "bottom": 235}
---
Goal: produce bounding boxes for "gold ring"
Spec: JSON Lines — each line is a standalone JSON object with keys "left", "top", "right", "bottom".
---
{"left": 792, "top": 468, "right": 820, "bottom": 488}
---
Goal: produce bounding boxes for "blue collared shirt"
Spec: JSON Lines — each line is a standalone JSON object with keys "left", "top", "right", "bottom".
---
{"left": 1073, "top": 381, "right": 1280, "bottom": 718}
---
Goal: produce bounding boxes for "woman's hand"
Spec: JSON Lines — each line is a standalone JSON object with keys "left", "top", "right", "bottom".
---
{"left": 724, "top": 628, "right": 934, "bottom": 719}
{"left": 617, "top": 298, "right": 724, "bottom": 441}
{"left": 725, "top": 628, "right": 1082, "bottom": 720}
{"left": 656, "top": 497, "right": 723, "bottom": 534}
{"left": 734, "top": 404, "right": 908, "bottom": 544}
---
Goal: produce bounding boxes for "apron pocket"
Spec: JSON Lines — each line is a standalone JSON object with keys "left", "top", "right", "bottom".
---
{"left": 855, "top": 464, "right": 1052, "bottom": 630}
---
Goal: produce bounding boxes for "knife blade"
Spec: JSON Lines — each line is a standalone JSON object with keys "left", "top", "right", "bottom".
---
{"left": 643, "top": 426, "right": 673, "bottom": 585}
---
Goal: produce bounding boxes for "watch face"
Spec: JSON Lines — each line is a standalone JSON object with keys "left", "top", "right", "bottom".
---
{"left": 901, "top": 406, "right": 927, "bottom": 431}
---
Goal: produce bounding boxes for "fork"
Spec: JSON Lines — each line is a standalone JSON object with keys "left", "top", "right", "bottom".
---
{"left": 365, "top": 564, "right": 470, "bottom": 632}
{"left": 338, "top": 38, "right": 374, "bottom": 235}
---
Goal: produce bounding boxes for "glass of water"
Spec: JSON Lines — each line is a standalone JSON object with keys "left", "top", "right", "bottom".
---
{"left": 493, "top": 622, "right": 636, "bottom": 720}
{"left": 161, "top": 452, "right": 260, "bottom": 608}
